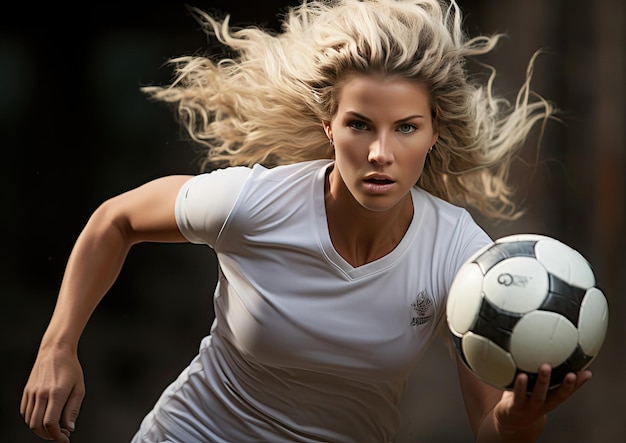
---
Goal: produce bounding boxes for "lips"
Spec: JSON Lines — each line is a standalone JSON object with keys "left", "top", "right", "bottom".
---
{"left": 365, "top": 178, "right": 393, "bottom": 185}
{"left": 362, "top": 175, "right": 396, "bottom": 193}
{"left": 364, "top": 173, "right": 394, "bottom": 184}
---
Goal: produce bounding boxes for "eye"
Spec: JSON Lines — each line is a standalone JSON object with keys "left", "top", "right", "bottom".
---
{"left": 348, "top": 120, "right": 369, "bottom": 131}
{"left": 397, "top": 123, "right": 416, "bottom": 134}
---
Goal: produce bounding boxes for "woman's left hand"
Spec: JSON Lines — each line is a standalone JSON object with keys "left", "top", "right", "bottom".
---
{"left": 493, "top": 363, "right": 592, "bottom": 435}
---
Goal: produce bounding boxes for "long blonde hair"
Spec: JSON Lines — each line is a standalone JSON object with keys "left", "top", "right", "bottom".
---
{"left": 142, "top": 0, "right": 554, "bottom": 219}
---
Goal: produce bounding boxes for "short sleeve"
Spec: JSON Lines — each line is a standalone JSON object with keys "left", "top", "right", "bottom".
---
{"left": 175, "top": 166, "right": 252, "bottom": 247}
{"left": 445, "top": 211, "right": 492, "bottom": 288}
{"left": 458, "top": 211, "right": 492, "bottom": 264}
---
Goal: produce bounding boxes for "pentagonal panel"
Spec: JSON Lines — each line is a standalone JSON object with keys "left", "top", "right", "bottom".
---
{"left": 578, "top": 287, "right": 609, "bottom": 356}
{"left": 462, "top": 332, "right": 517, "bottom": 388}
{"left": 511, "top": 310, "right": 578, "bottom": 372}
{"left": 447, "top": 262, "right": 485, "bottom": 334}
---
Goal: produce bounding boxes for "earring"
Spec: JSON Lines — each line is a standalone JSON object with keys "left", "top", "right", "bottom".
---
{"left": 428, "top": 145, "right": 434, "bottom": 153}
{"left": 329, "top": 139, "right": 335, "bottom": 146}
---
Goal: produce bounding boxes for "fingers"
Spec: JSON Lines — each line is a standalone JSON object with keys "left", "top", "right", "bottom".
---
{"left": 42, "top": 422, "right": 69, "bottom": 443}
{"left": 497, "top": 366, "right": 592, "bottom": 437}
{"left": 512, "top": 371, "right": 529, "bottom": 402}
{"left": 525, "top": 366, "right": 593, "bottom": 414}
{"left": 46, "top": 393, "right": 74, "bottom": 442}
{"left": 21, "top": 350, "right": 83, "bottom": 442}
{"left": 21, "top": 389, "right": 72, "bottom": 443}
{"left": 546, "top": 369, "right": 592, "bottom": 411}
{"left": 19, "top": 390, "right": 34, "bottom": 429}
{"left": 528, "top": 364, "right": 551, "bottom": 406}
{"left": 21, "top": 391, "right": 52, "bottom": 440}
{"left": 559, "top": 372, "right": 578, "bottom": 394}
{"left": 574, "top": 370, "right": 593, "bottom": 389}
{"left": 28, "top": 392, "right": 53, "bottom": 440}
{"left": 61, "top": 387, "right": 85, "bottom": 433}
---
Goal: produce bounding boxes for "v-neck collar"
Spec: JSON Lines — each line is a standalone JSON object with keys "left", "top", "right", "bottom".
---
{"left": 312, "top": 162, "right": 424, "bottom": 280}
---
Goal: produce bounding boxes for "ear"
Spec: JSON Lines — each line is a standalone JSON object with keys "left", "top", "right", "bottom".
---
{"left": 322, "top": 120, "right": 332, "bottom": 141}
{"left": 430, "top": 116, "right": 439, "bottom": 147}
{"left": 431, "top": 131, "right": 439, "bottom": 148}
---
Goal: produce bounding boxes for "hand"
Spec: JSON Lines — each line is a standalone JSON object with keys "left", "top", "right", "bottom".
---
{"left": 20, "top": 346, "right": 85, "bottom": 442}
{"left": 494, "top": 363, "right": 592, "bottom": 435}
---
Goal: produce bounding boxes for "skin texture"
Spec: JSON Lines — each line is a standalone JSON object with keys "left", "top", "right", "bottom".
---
{"left": 20, "top": 74, "right": 592, "bottom": 442}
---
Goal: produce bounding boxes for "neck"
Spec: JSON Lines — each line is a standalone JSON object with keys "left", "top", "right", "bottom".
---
{"left": 324, "top": 171, "right": 413, "bottom": 267}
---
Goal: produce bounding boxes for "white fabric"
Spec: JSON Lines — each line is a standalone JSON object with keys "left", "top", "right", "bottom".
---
{"left": 131, "top": 159, "right": 491, "bottom": 443}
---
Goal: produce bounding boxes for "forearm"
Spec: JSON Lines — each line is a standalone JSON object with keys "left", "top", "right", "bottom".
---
{"left": 39, "top": 205, "right": 132, "bottom": 352}
{"left": 476, "top": 409, "right": 545, "bottom": 443}
{"left": 38, "top": 176, "right": 190, "bottom": 353}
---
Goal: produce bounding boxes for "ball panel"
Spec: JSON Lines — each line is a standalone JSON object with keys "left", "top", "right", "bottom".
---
{"left": 463, "top": 240, "right": 499, "bottom": 266}
{"left": 496, "top": 233, "right": 551, "bottom": 244}
{"left": 449, "top": 331, "right": 468, "bottom": 367}
{"left": 447, "top": 262, "right": 484, "bottom": 334}
{"left": 462, "top": 332, "right": 517, "bottom": 388}
{"left": 474, "top": 240, "right": 537, "bottom": 274}
{"left": 510, "top": 311, "right": 578, "bottom": 372}
{"left": 509, "top": 345, "right": 596, "bottom": 392}
{"left": 535, "top": 238, "right": 596, "bottom": 289}
{"left": 543, "top": 347, "right": 596, "bottom": 390}
{"left": 472, "top": 298, "right": 521, "bottom": 351}
{"left": 578, "top": 287, "right": 609, "bottom": 356}
{"left": 563, "top": 344, "right": 596, "bottom": 373}
{"left": 540, "top": 273, "right": 587, "bottom": 327}
{"left": 483, "top": 257, "right": 549, "bottom": 313}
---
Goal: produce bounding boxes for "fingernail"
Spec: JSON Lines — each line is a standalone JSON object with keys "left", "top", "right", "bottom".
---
{"left": 69, "top": 422, "right": 75, "bottom": 431}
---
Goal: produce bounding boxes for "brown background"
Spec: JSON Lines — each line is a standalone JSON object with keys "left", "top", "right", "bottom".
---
{"left": 2, "top": 0, "right": 624, "bottom": 441}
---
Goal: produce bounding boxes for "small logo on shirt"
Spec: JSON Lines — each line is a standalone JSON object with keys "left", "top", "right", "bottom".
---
{"left": 411, "top": 290, "right": 433, "bottom": 326}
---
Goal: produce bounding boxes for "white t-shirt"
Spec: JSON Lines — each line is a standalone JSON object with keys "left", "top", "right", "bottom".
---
{"left": 132, "top": 159, "right": 491, "bottom": 443}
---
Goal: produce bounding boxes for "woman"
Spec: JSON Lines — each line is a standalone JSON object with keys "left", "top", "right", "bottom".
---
{"left": 21, "top": 1, "right": 591, "bottom": 442}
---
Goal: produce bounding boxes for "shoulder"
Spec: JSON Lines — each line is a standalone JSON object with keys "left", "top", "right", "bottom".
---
{"left": 247, "top": 159, "right": 332, "bottom": 182}
{"left": 182, "top": 165, "right": 252, "bottom": 192}
{"left": 178, "top": 159, "right": 330, "bottom": 199}
{"left": 412, "top": 186, "right": 492, "bottom": 263}
{"left": 231, "top": 159, "right": 331, "bottom": 205}
{"left": 412, "top": 186, "right": 474, "bottom": 224}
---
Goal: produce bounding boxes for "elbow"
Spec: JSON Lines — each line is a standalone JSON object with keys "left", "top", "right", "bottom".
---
{"left": 87, "top": 198, "right": 137, "bottom": 247}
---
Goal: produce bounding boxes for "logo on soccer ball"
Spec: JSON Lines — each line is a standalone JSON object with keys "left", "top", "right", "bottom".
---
{"left": 497, "top": 273, "right": 530, "bottom": 287}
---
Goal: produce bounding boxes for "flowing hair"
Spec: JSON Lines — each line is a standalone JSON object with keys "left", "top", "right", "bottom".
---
{"left": 142, "top": 0, "right": 555, "bottom": 219}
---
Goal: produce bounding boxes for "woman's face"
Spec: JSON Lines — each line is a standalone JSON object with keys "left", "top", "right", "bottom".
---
{"left": 325, "top": 74, "right": 438, "bottom": 213}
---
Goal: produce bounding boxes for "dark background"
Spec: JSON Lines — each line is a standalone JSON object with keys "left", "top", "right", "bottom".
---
{"left": 2, "top": 1, "right": 624, "bottom": 442}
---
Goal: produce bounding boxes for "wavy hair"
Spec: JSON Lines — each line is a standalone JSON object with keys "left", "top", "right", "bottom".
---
{"left": 142, "top": 0, "right": 555, "bottom": 219}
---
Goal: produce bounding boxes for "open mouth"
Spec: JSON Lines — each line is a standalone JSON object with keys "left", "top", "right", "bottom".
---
{"left": 362, "top": 177, "right": 396, "bottom": 193}
{"left": 365, "top": 178, "right": 394, "bottom": 185}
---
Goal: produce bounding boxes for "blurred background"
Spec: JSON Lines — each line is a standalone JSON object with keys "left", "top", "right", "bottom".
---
{"left": 2, "top": 0, "right": 624, "bottom": 441}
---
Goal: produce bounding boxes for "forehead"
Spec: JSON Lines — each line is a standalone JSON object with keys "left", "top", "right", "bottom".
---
{"left": 336, "top": 74, "right": 432, "bottom": 114}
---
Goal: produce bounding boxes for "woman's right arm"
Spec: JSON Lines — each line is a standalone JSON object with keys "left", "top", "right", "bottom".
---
{"left": 20, "top": 175, "right": 193, "bottom": 442}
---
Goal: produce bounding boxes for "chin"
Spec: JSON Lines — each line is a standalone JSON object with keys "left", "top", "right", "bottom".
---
{"left": 356, "top": 196, "right": 402, "bottom": 213}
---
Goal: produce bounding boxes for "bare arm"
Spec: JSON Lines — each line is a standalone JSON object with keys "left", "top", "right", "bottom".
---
{"left": 456, "top": 355, "right": 592, "bottom": 442}
{"left": 21, "top": 175, "right": 192, "bottom": 442}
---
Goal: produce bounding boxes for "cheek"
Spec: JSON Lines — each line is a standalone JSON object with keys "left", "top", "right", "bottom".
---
{"left": 401, "top": 149, "right": 430, "bottom": 182}
{"left": 333, "top": 143, "right": 364, "bottom": 166}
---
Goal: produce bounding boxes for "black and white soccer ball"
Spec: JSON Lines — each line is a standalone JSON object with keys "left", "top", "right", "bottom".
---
{"left": 446, "top": 234, "right": 609, "bottom": 391}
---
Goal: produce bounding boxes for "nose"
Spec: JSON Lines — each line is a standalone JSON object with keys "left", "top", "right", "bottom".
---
{"left": 368, "top": 135, "right": 394, "bottom": 165}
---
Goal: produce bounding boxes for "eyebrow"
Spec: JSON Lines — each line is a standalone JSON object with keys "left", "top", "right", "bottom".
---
{"left": 347, "top": 111, "right": 426, "bottom": 123}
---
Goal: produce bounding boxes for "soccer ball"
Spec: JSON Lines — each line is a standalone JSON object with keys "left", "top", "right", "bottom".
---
{"left": 446, "top": 234, "right": 608, "bottom": 391}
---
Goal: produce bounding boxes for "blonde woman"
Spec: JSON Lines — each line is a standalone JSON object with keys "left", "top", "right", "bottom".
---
{"left": 21, "top": 1, "right": 590, "bottom": 442}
